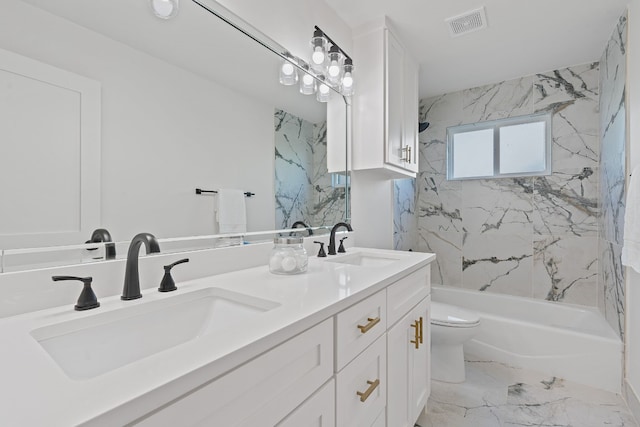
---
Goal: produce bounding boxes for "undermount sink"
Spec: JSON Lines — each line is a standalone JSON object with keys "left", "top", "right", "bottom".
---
{"left": 326, "top": 251, "right": 406, "bottom": 267}
{"left": 30, "top": 287, "right": 280, "bottom": 380}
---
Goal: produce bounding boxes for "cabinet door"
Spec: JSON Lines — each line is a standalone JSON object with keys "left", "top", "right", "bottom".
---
{"left": 387, "top": 297, "right": 430, "bottom": 427}
{"left": 336, "top": 334, "right": 387, "bottom": 427}
{"left": 385, "top": 28, "right": 405, "bottom": 168}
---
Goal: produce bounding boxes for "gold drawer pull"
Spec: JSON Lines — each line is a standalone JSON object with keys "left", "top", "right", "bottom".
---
{"left": 356, "top": 379, "right": 380, "bottom": 402}
{"left": 410, "top": 320, "right": 420, "bottom": 349}
{"left": 357, "top": 317, "right": 380, "bottom": 334}
{"left": 418, "top": 316, "right": 424, "bottom": 344}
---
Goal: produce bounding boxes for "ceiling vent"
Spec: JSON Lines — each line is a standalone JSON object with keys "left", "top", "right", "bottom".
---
{"left": 445, "top": 7, "right": 487, "bottom": 37}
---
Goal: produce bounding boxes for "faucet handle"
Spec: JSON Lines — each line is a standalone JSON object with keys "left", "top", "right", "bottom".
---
{"left": 159, "top": 258, "right": 190, "bottom": 292}
{"left": 338, "top": 237, "right": 348, "bottom": 253}
{"left": 52, "top": 276, "right": 100, "bottom": 311}
{"left": 313, "top": 241, "right": 327, "bottom": 258}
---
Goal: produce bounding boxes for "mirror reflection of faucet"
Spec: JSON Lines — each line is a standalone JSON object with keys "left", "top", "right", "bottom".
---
{"left": 290, "top": 221, "right": 314, "bottom": 236}
{"left": 85, "top": 228, "right": 116, "bottom": 260}
{"left": 122, "top": 233, "right": 161, "bottom": 301}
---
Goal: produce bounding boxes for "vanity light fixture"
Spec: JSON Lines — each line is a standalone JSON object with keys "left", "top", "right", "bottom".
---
{"left": 308, "top": 26, "right": 354, "bottom": 97}
{"left": 150, "top": 0, "right": 179, "bottom": 19}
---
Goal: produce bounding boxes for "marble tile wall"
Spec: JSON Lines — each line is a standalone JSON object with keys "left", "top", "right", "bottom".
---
{"left": 393, "top": 178, "right": 417, "bottom": 250}
{"left": 599, "top": 13, "right": 627, "bottom": 339}
{"left": 274, "top": 109, "right": 346, "bottom": 230}
{"left": 416, "top": 62, "right": 602, "bottom": 307}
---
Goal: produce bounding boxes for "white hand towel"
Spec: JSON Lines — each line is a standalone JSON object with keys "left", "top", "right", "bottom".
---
{"left": 622, "top": 166, "right": 640, "bottom": 273}
{"left": 216, "top": 189, "right": 247, "bottom": 233}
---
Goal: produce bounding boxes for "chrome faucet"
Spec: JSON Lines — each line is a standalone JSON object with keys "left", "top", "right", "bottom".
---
{"left": 328, "top": 222, "right": 353, "bottom": 255}
{"left": 122, "top": 232, "right": 160, "bottom": 300}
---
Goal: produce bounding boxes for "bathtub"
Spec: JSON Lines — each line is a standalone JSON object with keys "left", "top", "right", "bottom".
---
{"left": 431, "top": 286, "right": 623, "bottom": 393}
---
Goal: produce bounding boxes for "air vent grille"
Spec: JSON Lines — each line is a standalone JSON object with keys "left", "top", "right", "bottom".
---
{"left": 446, "top": 7, "right": 487, "bottom": 37}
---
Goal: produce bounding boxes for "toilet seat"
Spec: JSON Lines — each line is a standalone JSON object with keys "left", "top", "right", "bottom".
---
{"left": 431, "top": 302, "right": 480, "bottom": 328}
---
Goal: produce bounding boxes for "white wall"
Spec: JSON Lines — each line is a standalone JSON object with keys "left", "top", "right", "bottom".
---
{"left": 0, "top": 0, "right": 275, "bottom": 242}
{"left": 626, "top": 0, "right": 640, "bottom": 419}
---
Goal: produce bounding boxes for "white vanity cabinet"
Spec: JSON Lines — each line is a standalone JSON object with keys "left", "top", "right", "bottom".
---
{"left": 131, "top": 265, "right": 431, "bottom": 427}
{"left": 353, "top": 18, "right": 419, "bottom": 178}
{"left": 386, "top": 267, "right": 431, "bottom": 427}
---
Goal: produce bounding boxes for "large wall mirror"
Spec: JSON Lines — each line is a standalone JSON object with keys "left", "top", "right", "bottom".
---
{"left": 0, "top": 0, "right": 349, "bottom": 266}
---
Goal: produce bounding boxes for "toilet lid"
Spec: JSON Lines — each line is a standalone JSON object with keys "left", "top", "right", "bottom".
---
{"left": 431, "top": 302, "right": 480, "bottom": 327}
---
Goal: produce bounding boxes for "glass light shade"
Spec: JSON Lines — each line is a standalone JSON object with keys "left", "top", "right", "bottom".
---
{"left": 316, "top": 80, "right": 331, "bottom": 103}
{"left": 310, "top": 33, "right": 328, "bottom": 73}
{"left": 150, "top": 0, "right": 179, "bottom": 19}
{"left": 300, "top": 71, "right": 316, "bottom": 95}
{"left": 279, "top": 61, "right": 298, "bottom": 86}
{"left": 326, "top": 48, "right": 343, "bottom": 85}
{"left": 341, "top": 61, "right": 354, "bottom": 96}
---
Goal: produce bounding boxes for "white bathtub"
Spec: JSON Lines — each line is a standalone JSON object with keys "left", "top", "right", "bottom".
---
{"left": 432, "top": 286, "right": 623, "bottom": 393}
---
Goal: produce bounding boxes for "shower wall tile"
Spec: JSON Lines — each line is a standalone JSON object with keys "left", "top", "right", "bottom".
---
{"left": 393, "top": 178, "right": 417, "bottom": 251}
{"left": 462, "top": 233, "right": 533, "bottom": 297}
{"left": 274, "top": 110, "right": 345, "bottom": 230}
{"left": 600, "top": 105, "right": 626, "bottom": 246}
{"left": 417, "top": 171, "right": 462, "bottom": 233}
{"left": 416, "top": 229, "right": 462, "bottom": 287}
{"left": 419, "top": 92, "right": 463, "bottom": 125}
{"left": 532, "top": 168, "right": 599, "bottom": 237}
{"left": 462, "top": 77, "right": 534, "bottom": 123}
{"left": 598, "top": 12, "right": 627, "bottom": 340}
{"left": 534, "top": 63, "right": 599, "bottom": 109}
{"left": 533, "top": 235, "right": 598, "bottom": 306}
{"left": 600, "top": 240, "right": 625, "bottom": 339}
{"left": 414, "top": 61, "right": 604, "bottom": 310}
{"left": 461, "top": 178, "right": 534, "bottom": 235}
{"left": 274, "top": 110, "right": 314, "bottom": 229}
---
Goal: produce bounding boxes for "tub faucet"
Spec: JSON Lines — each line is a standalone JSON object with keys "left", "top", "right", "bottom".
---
{"left": 328, "top": 222, "right": 353, "bottom": 255}
{"left": 122, "top": 232, "right": 160, "bottom": 300}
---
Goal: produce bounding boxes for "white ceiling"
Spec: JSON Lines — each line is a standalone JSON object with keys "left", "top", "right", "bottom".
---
{"left": 323, "top": 0, "right": 631, "bottom": 98}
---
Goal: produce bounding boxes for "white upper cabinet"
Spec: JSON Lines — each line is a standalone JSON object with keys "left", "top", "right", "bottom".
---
{"left": 352, "top": 18, "right": 419, "bottom": 178}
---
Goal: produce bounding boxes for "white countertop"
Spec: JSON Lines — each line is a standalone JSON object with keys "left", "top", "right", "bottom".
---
{"left": 0, "top": 247, "right": 435, "bottom": 426}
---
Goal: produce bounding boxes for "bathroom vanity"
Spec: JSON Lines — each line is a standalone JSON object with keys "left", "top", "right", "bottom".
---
{"left": 0, "top": 246, "right": 434, "bottom": 426}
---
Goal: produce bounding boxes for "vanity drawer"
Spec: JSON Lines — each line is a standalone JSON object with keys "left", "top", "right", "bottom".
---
{"left": 335, "top": 290, "right": 386, "bottom": 371}
{"left": 336, "top": 334, "right": 387, "bottom": 427}
{"left": 135, "top": 319, "right": 333, "bottom": 427}
{"left": 387, "top": 266, "right": 430, "bottom": 327}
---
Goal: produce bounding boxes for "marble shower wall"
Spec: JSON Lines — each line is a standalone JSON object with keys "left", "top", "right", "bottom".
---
{"left": 274, "top": 109, "right": 346, "bottom": 229}
{"left": 599, "top": 14, "right": 627, "bottom": 339}
{"left": 416, "top": 62, "right": 601, "bottom": 307}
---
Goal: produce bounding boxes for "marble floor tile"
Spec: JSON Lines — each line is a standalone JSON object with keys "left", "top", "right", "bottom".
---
{"left": 417, "top": 359, "right": 637, "bottom": 427}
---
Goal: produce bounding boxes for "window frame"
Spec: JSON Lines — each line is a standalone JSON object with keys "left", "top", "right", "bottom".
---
{"left": 446, "top": 112, "right": 552, "bottom": 180}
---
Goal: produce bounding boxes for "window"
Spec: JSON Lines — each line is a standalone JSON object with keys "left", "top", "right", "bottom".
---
{"left": 446, "top": 113, "right": 551, "bottom": 180}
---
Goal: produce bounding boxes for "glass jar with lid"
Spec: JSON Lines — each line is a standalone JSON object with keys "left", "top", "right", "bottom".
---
{"left": 269, "top": 237, "right": 308, "bottom": 275}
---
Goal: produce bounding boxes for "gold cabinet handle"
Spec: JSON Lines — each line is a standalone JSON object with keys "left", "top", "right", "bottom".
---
{"left": 357, "top": 317, "right": 380, "bottom": 334}
{"left": 410, "top": 320, "right": 420, "bottom": 349}
{"left": 356, "top": 379, "right": 380, "bottom": 402}
{"left": 418, "top": 316, "right": 424, "bottom": 344}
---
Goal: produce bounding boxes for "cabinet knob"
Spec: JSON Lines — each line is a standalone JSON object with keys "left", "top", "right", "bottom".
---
{"left": 356, "top": 379, "right": 380, "bottom": 402}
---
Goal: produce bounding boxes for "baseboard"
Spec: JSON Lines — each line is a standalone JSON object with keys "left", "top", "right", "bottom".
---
{"left": 624, "top": 380, "right": 640, "bottom": 424}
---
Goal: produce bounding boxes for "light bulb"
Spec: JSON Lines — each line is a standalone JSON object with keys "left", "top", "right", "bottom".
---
{"left": 150, "top": 0, "right": 179, "bottom": 19}
{"left": 342, "top": 73, "right": 353, "bottom": 88}
{"left": 279, "top": 60, "right": 298, "bottom": 86}
{"left": 299, "top": 65, "right": 316, "bottom": 95}
{"left": 312, "top": 47, "right": 325, "bottom": 66}
{"left": 328, "top": 61, "right": 341, "bottom": 78}
{"left": 317, "top": 82, "right": 331, "bottom": 102}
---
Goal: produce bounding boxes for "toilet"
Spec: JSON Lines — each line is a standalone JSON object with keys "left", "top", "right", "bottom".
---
{"left": 430, "top": 301, "right": 481, "bottom": 383}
